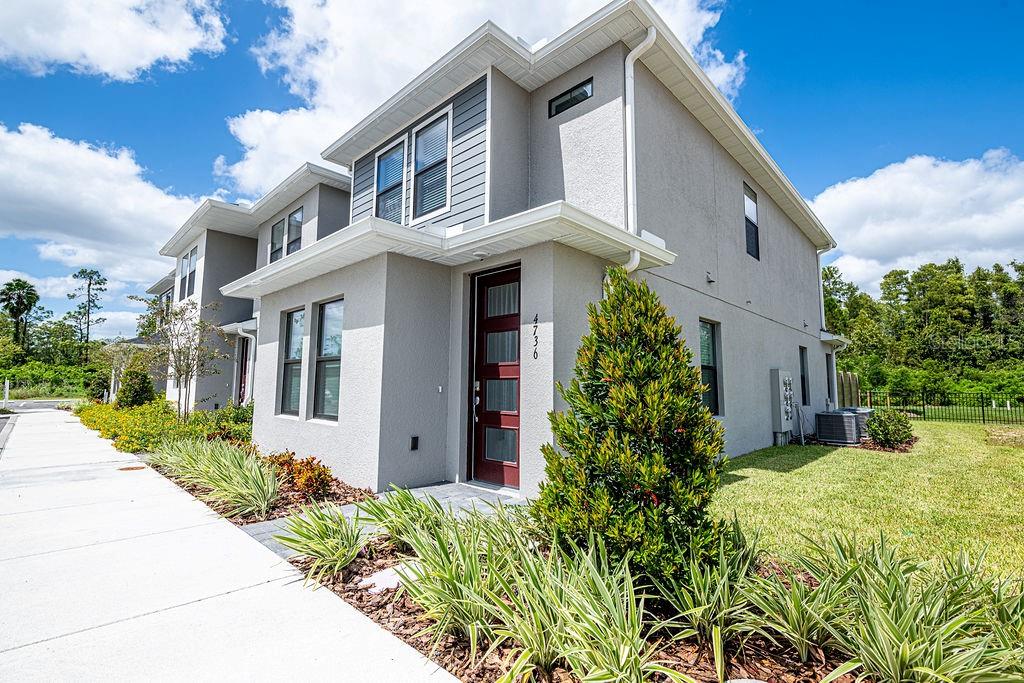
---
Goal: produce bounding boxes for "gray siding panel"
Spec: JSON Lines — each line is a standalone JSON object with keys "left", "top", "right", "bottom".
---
{"left": 349, "top": 75, "right": 487, "bottom": 230}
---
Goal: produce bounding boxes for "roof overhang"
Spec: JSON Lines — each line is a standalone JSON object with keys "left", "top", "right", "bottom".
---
{"left": 220, "top": 318, "right": 258, "bottom": 335}
{"left": 820, "top": 331, "right": 852, "bottom": 349}
{"left": 145, "top": 269, "right": 175, "bottom": 295}
{"left": 220, "top": 201, "right": 675, "bottom": 299}
{"left": 321, "top": 0, "right": 835, "bottom": 251}
{"left": 159, "top": 163, "right": 352, "bottom": 257}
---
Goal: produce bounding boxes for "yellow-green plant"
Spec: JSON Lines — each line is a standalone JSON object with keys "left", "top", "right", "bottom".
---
{"left": 275, "top": 501, "right": 369, "bottom": 583}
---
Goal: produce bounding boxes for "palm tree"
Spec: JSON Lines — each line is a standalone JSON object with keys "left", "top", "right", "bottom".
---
{"left": 0, "top": 278, "right": 40, "bottom": 348}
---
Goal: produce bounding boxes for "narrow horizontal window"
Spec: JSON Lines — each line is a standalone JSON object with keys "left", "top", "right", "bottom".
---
{"left": 375, "top": 142, "right": 405, "bottom": 223}
{"left": 548, "top": 78, "right": 593, "bottom": 118}
{"left": 413, "top": 114, "right": 449, "bottom": 219}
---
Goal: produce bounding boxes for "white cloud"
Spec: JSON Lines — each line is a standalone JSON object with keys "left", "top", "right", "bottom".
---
{"left": 217, "top": 0, "right": 746, "bottom": 196}
{"left": 0, "top": 0, "right": 227, "bottom": 81}
{"left": 0, "top": 123, "right": 196, "bottom": 285}
{"left": 811, "top": 148, "right": 1024, "bottom": 295}
{"left": 91, "top": 311, "right": 145, "bottom": 340}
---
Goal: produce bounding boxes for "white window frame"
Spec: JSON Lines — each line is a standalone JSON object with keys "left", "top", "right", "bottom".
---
{"left": 178, "top": 244, "right": 198, "bottom": 301}
{"left": 372, "top": 135, "right": 408, "bottom": 225}
{"left": 409, "top": 104, "right": 454, "bottom": 226}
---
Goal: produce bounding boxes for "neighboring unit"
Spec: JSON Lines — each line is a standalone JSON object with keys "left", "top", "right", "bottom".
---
{"left": 154, "top": 0, "right": 844, "bottom": 497}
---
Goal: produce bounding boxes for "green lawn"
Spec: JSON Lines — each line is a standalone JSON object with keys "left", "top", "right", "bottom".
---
{"left": 711, "top": 421, "right": 1024, "bottom": 575}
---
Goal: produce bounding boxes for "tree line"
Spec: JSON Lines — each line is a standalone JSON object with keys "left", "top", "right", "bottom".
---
{"left": 823, "top": 258, "right": 1024, "bottom": 396}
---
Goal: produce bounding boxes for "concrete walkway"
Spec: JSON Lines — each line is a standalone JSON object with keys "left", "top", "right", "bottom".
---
{"left": 0, "top": 410, "right": 455, "bottom": 682}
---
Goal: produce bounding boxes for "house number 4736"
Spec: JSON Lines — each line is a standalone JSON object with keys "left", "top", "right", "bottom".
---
{"left": 532, "top": 314, "right": 539, "bottom": 360}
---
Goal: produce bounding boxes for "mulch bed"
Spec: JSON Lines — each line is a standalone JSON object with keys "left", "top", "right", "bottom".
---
{"left": 147, "top": 463, "right": 373, "bottom": 526}
{"left": 855, "top": 435, "right": 918, "bottom": 453}
{"left": 290, "top": 538, "right": 856, "bottom": 683}
{"left": 233, "top": 477, "right": 374, "bottom": 525}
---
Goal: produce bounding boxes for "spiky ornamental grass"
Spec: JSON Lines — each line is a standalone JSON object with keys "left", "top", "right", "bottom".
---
{"left": 533, "top": 266, "right": 725, "bottom": 579}
{"left": 275, "top": 501, "right": 369, "bottom": 584}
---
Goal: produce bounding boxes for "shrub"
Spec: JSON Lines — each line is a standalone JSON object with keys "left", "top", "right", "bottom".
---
{"left": 292, "top": 456, "right": 334, "bottom": 499}
{"left": 76, "top": 400, "right": 251, "bottom": 453}
{"left": 356, "top": 487, "right": 450, "bottom": 550}
{"left": 84, "top": 370, "right": 108, "bottom": 400}
{"left": 533, "top": 266, "right": 724, "bottom": 579}
{"left": 865, "top": 408, "right": 914, "bottom": 448}
{"left": 149, "top": 438, "right": 279, "bottom": 518}
{"left": 275, "top": 501, "right": 368, "bottom": 582}
{"left": 115, "top": 369, "right": 156, "bottom": 409}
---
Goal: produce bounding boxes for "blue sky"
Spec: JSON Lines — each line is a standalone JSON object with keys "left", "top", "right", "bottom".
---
{"left": 0, "top": 0, "right": 1021, "bottom": 336}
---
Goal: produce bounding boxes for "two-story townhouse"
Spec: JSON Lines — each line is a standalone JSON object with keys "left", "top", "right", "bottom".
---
{"left": 218, "top": 0, "right": 844, "bottom": 496}
{"left": 153, "top": 163, "right": 352, "bottom": 410}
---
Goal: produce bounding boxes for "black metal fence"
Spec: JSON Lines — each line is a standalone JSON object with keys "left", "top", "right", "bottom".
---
{"left": 861, "top": 390, "right": 1024, "bottom": 424}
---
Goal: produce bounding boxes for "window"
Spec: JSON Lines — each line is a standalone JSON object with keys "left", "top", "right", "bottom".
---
{"left": 825, "top": 352, "right": 835, "bottom": 405}
{"left": 313, "top": 300, "right": 343, "bottom": 420}
{"left": 699, "top": 320, "right": 721, "bottom": 416}
{"left": 799, "top": 346, "right": 810, "bottom": 406}
{"left": 287, "top": 208, "right": 302, "bottom": 254}
{"left": 744, "top": 184, "right": 759, "bottom": 260}
{"left": 270, "top": 219, "right": 284, "bottom": 263}
{"left": 548, "top": 78, "right": 593, "bottom": 118}
{"left": 178, "top": 246, "right": 197, "bottom": 299}
{"left": 375, "top": 141, "right": 405, "bottom": 223}
{"left": 412, "top": 112, "right": 450, "bottom": 220}
{"left": 280, "top": 309, "right": 304, "bottom": 415}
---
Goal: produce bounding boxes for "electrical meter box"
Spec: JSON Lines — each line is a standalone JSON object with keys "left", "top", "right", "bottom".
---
{"left": 770, "top": 369, "right": 795, "bottom": 433}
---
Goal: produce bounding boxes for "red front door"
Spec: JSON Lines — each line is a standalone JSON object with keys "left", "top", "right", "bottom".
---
{"left": 472, "top": 267, "right": 521, "bottom": 487}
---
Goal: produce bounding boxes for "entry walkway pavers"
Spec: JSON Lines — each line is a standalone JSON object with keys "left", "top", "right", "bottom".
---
{"left": 0, "top": 410, "right": 455, "bottom": 681}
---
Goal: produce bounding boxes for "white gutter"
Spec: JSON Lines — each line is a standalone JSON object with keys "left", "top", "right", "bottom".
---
{"left": 623, "top": 26, "right": 657, "bottom": 273}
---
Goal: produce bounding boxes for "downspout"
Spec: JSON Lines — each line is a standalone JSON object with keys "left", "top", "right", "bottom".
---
{"left": 237, "top": 327, "right": 257, "bottom": 405}
{"left": 622, "top": 26, "right": 657, "bottom": 273}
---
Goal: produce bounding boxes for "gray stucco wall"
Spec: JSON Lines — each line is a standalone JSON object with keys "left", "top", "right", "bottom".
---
{"left": 632, "top": 61, "right": 830, "bottom": 455}
{"left": 351, "top": 76, "right": 488, "bottom": 231}
{"left": 528, "top": 43, "right": 626, "bottom": 228}
{"left": 251, "top": 255, "right": 387, "bottom": 490}
{"left": 378, "top": 254, "right": 452, "bottom": 488}
{"left": 488, "top": 68, "right": 530, "bottom": 221}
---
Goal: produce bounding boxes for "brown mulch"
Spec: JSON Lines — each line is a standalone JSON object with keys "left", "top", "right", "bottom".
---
{"left": 148, "top": 464, "right": 373, "bottom": 526}
{"left": 233, "top": 477, "right": 374, "bottom": 525}
{"left": 288, "top": 538, "right": 855, "bottom": 683}
{"left": 855, "top": 435, "right": 918, "bottom": 453}
{"left": 986, "top": 426, "right": 1024, "bottom": 447}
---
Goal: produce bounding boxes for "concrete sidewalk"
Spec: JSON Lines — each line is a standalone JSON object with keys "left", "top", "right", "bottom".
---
{"left": 0, "top": 410, "right": 455, "bottom": 682}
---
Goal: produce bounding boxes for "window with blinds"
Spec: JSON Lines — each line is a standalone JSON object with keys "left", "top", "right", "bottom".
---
{"left": 375, "top": 142, "right": 405, "bottom": 223}
{"left": 412, "top": 112, "right": 450, "bottom": 220}
{"left": 699, "top": 320, "right": 721, "bottom": 416}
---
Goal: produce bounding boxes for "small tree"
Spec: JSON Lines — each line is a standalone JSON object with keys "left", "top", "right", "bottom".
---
{"left": 0, "top": 278, "right": 39, "bottom": 349}
{"left": 115, "top": 369, "right": 156, "bottom": 408}
{"left": 533, "top": 267, "right": 725, "bottom": 578}
{"left": 153, "top": 300, "right": 228, "bottom": 419}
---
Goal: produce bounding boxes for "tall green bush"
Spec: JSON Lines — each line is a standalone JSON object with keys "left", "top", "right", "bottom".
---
{"left": 533, "top": 267, "right": 724, "bottom": 578}
{"left": 865, "top": 408, "right": 914, "bottom": 448}
{"left": 115, "top": 369, "right": 156, "bottom": 408}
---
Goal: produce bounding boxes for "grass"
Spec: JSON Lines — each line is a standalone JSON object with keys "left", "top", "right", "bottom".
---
{"left": 711, "top": 421, "right": 1024, "bottom": 574}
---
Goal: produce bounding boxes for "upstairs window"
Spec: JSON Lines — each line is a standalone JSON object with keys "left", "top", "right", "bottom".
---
{"left": 280, "top": 309, "right": 304, "bottom": 415}
{"left": 412, "top": 112, "right": 450, "bottom": 220}
{"left": 375, "top": 141, "right": 406, "bottom": 223}
{"left": 270, "top": 219, "right": 285, "bottom": 263}
{"left": 287, "top": 208, "right": 303, "bottom": 255}
{"left": 269, "top": 207, "right": 303, "bottom": 264}
{"left": 744, "top": 184, "right": 760, "bottom": 260}
{"left": 699, "top": 320, "right": 721, "bottom": 416}
{"left": 178, "top": 246, "right": 197, "bottom": 300}
{"left": 548, "top": 78, "right": 593, "bottom": 118}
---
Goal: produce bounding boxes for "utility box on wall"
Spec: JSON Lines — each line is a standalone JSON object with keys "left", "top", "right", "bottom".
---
{"left": 770, "top": 369, "right": 794, "bottom": 442}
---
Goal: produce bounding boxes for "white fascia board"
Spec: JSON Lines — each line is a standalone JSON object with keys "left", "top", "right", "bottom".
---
{"left": 220, "top": 201, "right": 675, "bottom": 299}
{"left": 159, "top": 163, "right": 353, "bottom": 257}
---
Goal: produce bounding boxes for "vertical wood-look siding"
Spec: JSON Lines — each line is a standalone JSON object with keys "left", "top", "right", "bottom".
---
{"left": 350, "top": 76, "right": 487, "bottom": 230}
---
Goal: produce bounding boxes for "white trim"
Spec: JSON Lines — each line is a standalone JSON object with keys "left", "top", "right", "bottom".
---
{"left": 220, "top": 201, "right": 676, "bottom": 299}
{"left": 483, "top": 67, "right": 493, "bottom": 223}
{"left": 409, "top": 104, "right": 454, "bottom": 227}
{"left": 372, "top": 135, "right": 408, "bottom": 225}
